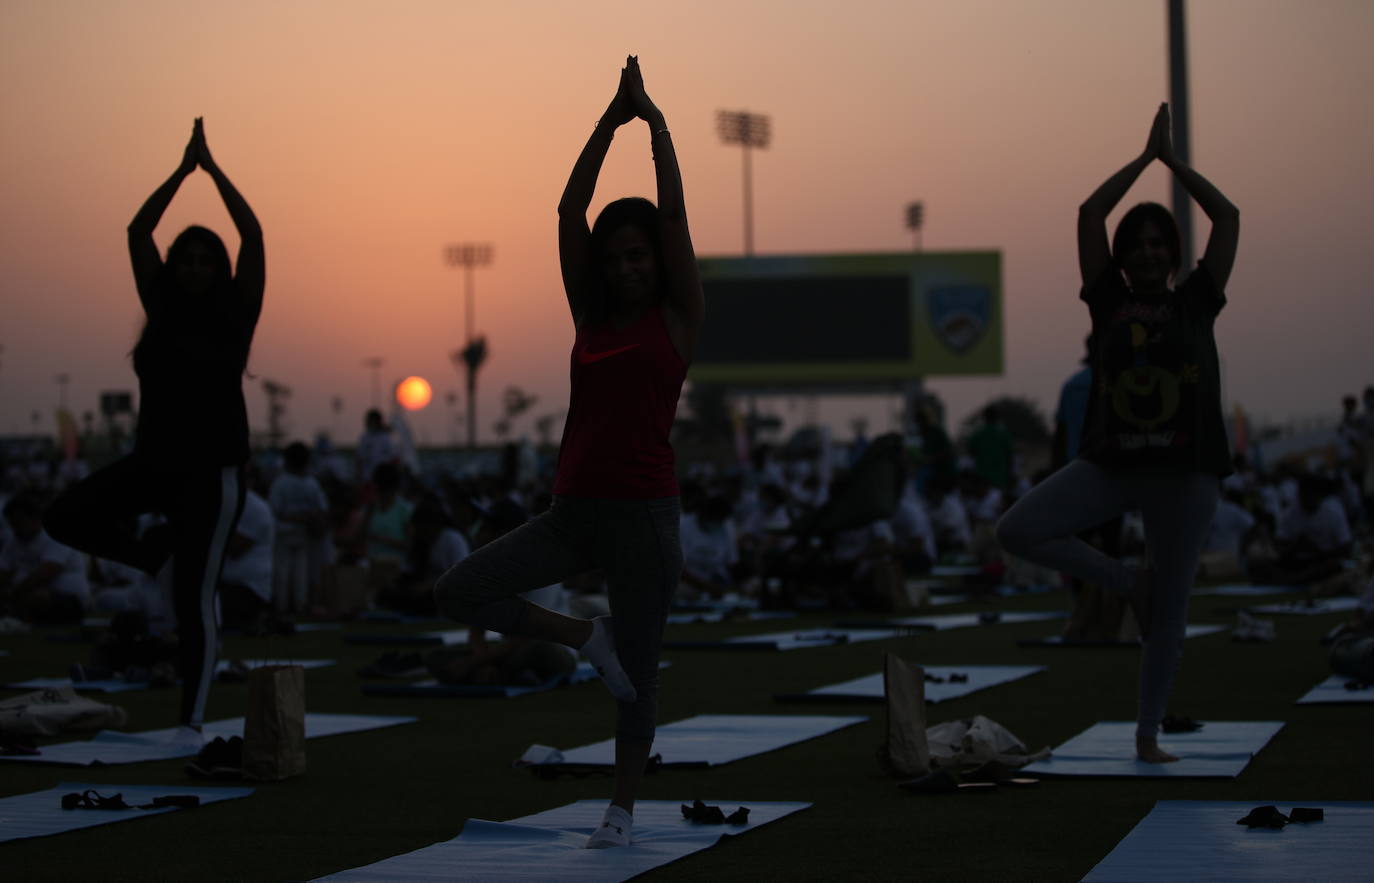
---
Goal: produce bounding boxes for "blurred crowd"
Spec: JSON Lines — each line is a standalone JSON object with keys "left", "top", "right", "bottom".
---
{"left": 3, "top": 389, "right": 1373, "bottom": 637}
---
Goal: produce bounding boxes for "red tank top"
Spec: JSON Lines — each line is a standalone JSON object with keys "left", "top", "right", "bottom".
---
{"left": 554, "top": 305, "right": 687, "bottom": 498}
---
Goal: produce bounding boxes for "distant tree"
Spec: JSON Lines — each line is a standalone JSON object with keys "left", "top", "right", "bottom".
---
{"left": 958, "top": 396, "right": 1051, "bottom": 446}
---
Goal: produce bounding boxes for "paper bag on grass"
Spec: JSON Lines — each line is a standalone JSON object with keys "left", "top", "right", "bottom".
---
{"left": 880, "top": 653, "right": 930, "bottom": 778}
{"left": 242, "top": 664, "right": 306, "bottom": 781}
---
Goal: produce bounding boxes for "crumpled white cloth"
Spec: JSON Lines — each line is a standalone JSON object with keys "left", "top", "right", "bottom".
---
{"left": 925, "top": 714, "right": 1051, "bottom": 772}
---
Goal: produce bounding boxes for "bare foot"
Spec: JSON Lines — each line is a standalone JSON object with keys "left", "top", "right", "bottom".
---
{"left": 1136, "top": 739, "right": 1179, "bottom": 763}
{"left": 1129, "top": 567, "right": 1154, "bottom": 639}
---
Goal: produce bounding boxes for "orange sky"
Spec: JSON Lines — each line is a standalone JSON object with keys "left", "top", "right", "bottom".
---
{"left": 2, "top": 0, "right": 1372, "bottom": 445}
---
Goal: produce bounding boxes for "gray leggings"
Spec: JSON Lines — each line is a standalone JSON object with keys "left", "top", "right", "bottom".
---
{"left": 995, "top": 459, "right": 1219, "bottom": 740}
{"left": 434, "top": 495, "right": 681, "bottom": 742}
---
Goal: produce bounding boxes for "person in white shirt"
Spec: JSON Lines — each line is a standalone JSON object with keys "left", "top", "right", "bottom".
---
{"left": 0, "top": 492, "right": 88, "bottom": 623}
{"left": 1269, "top": 475, "right": 1353, "bottom": 584}
{"left": 884, "top": 491, "right": 937, "bottom": 573}
{"left": 680, "top": 494, "right": 738, "bottom": 598}
{"left": 377, "top": 494, "right": 471, "bottom": 614}
{"left": 355, "top": 409, "right": 395, "bottom": 487}
{"left": 925, "top": 476, "right": 972, "bottom": 559}
{"left": 269, "top": 442, "right": 330, "bottom": 615}
{"left": 218, "top": 490, "right": 274, "bottom": 630}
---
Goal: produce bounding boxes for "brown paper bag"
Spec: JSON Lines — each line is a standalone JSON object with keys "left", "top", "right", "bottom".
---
{"left": 880, "top": 653, "right": 930, "bottom": 778}
{"left": 242, "top": 664, "right": 306, "bottom": 782}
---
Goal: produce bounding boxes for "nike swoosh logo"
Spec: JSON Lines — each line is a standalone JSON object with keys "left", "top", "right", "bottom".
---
{"left": 578, "top": 343, "right": 641, "bottom": 364}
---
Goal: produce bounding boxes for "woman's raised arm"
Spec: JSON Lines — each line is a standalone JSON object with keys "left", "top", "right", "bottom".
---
{"left": 1077, "top": 106, "right": 1163, "bottom": 287}
{"left": 557, "top": 65, "right": 635, "bottom": 323}
{"left": 195, "top": 119, "right": 265, "bottom": 323}
{"left": 127, "top": 122, "right": 198, "bottom": 311}
{"left": 1156, "top": 104, "right": 1239, "bottom": 290}
{"left": 624, "top": 57, "right": 703, "bottom": 351}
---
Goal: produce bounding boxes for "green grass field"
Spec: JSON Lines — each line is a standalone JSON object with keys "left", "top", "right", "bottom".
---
{"left": 3, "top": 588, "right": 1369, "bottom": 882}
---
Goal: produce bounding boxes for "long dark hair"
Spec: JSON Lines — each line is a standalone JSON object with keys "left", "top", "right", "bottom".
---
{"left": 581, "top": 197, "right": 665, "bottom": 325}
{"left": 1111, "top": 202, "right": 1182, "bottom": 284}
{"left": 133, "top": 226, "right": 249, "bottom": 372}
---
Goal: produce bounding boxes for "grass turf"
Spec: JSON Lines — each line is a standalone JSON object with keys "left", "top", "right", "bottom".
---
{"left": 2, "top": 587, "right": 1369, "bottom": 882}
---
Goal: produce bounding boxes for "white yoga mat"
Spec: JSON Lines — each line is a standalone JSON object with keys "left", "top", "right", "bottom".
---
{"left": 1023, "top": 721, "right": 1285, "bottom": 778}
{"left": 666, "top": 610, "right": 800, "bottom": 625}
{"left": 312, "top": 799, "right": 811, "bottom": 883}
{"left": 8, "top": 659, "right": 337, "bottom": 693}
{"left": 784, "top": 665, "right": 1046, "bottom": 704}
{"left": 0, "top": 781, "right": 254, "bottom": 844}
{"left": 1297, "top": 674, "right": 1374, "bottom": 704}
{"left": 3, "top": 712, "right": 417, "bottom": 766}
{"left": 1193, "top": 584, "right": 1301, "bottom": 597}
{"left": 1084, "top": 800, "right": 1374, "bottom": 881}
{"left": 364, "top": 662, "right": 600, "bottom": 698}
{"left": 542, "top": 714, "right": 866, "bottom": 768}
{"left": 1248, "top": 597, "right": 1361, "bottom": 615}
{"left": 931, "top": 564, "right": 982, "bottom": 577}
{"left": 667, "top": 628, "right": 907, "bottom": 651}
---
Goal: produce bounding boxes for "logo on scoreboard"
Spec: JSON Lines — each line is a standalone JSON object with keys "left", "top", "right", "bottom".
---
{"left": 927, "top": 284, "right": 991, "bottom": 354}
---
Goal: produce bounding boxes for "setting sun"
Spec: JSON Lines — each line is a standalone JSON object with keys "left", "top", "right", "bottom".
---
{"left": 395, "top": 376, "right": 432, "bottom": 411}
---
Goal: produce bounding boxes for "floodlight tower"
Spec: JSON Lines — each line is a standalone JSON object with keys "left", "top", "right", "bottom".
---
{"left": 444, "top": 243, "right": 494, "bottom": 448}
{"left": 716, "top": 110, "right": 771, "bottom": 256}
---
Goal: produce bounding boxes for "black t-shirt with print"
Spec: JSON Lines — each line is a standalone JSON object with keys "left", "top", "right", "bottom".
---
{"left": 1078, "top": 263, "right": 1232, "bottom": 477}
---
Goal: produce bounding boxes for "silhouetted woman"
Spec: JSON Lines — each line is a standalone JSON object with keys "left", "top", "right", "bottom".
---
{"left": 436, "top": 56, "right": 701, "bottom": 846}
{"left": 996, "top": 104, "right": 1238, "bottom": 763}
{"left": 46, "top": 119, "right": 263, "bottom": 739}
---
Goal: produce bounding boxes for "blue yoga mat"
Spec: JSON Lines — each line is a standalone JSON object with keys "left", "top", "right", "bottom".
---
{"left": 776, "top": 664, "right": 1046, "bottom": 704}
{"left": 363, "top": 662, "right": 599, "bottom": 698}
{"left": 1297, "top": 674, "right": 1374, "bottom": 705}
{"left": 536, "top": 714, "right": 866, "bottom": 768}
{"left": 0, "top": 781, "right": 254, "bottom": 843}
{"left": 1023, "top": 720, "right": 1285, "bottom": 779}
{"left": 1248, "top": 597, "right": 1361, "bottom": 615}
{"left": 1018, "top": 624, "right": 1226, "bottom": 647}
{"left": 840, "top": 610, "right": 1067, "bottom": 631}
{"left": 665, "top": 628, "right": 908, "bottom": 651}
{"left": 311, "top": 799, "right": 812, "bottom": 882}
{"left": 1193, "top": 584, "right": 1301, "bottom": 597}
{"left": 8, "top": 659, "right": 336, "bottom": 693}
{"left": 3, "top": 713, "right": 417, "bottom": 766}
{"left": 1084, "top": 800, "right": 1374, "bottom": 881}
{"left": 344, "top": 628, "right": 501, "bottom": 646}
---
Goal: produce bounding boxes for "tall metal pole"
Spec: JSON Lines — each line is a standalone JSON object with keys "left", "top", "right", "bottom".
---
{"left": 1168, "top": 0, "right": 1195, "bottom": 273}
{"left": 717, "top": 110, "right": 771, "bottom": 257}
{"left": 445, "top": 243, "right": 493, "bottom": 449}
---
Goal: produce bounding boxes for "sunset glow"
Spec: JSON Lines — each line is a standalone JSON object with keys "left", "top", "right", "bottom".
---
{"left": 395, "top": 376, "right": 433, "bottom": 412}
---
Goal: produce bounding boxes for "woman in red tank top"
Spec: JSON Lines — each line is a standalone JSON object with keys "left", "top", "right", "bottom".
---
{"left": 435, "top": 56, "right": 702, "bottom": 849}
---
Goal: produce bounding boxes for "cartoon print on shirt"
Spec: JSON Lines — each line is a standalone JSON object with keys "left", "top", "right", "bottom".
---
{"left": 1102, "top": 320, "right": 1199, "bottom": 449}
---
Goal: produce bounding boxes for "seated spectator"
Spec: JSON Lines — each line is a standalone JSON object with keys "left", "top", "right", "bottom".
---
{"left": 376, "top": 494, "right": 470, "bottom": 615}
{"left": 925, "top": 476, "right": 972, "bottom": 560}
{"left": 218, "top": 489, "right": 275, "bottom": 632}
{"left": 680, "top": 494, "right": 739, "bottom": 599}
{"left": 269, "top": 442, "right": 330, "bottom": 615}
{"left": 363, "top": 462, "right": 413, "bottom": 570}
{"left": 1262, "top": 474, "right": 1354, "bottom": 584}
{"left": 883, "top": 489, "right": 936, "bottom": 575}
{"left": 1200, "top": 487, "right": 1259, "bottom": 579}
{"left": 0, "top": 491, "right": 88, "bottom": 623}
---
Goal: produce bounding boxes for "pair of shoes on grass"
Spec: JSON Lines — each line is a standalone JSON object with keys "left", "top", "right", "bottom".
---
{"left": 185, "top": 736, "right": 243, "bottom": 779}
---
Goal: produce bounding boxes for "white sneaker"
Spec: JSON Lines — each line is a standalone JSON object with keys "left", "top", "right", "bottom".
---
{"left": 580, "top": 616, "right": 637, "bottom": 702}
{"left": 585, "top": 805, "right": 632, "bottom": 848}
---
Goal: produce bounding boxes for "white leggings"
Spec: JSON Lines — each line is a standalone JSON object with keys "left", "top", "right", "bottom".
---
{"left": 995, "top": 459, "right": 1219, "bottom": 741}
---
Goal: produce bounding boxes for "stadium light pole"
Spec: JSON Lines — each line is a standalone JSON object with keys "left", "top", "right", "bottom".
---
{"left": 1168, "top": 0, "right": 1194, "bottom": 273}
{"left": 362, "top": 357, "right": 384, "bottom": 410}
{"left": 716, "top": 110, "right": 771, "bottom": 256}
{"left": 445, "top": 243, "right": 494, "bottom": 449}
{"left": 905, "top": 202, "right": 924, "bottom": 252}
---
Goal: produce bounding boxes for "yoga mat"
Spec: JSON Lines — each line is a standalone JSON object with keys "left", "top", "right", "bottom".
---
{"left": 666, "top": 610, "right": 800, "bottom": 625}
{"left": 1193, "top": 584, "right": 1301, "bottom": 597}
{"left": 1296, "top": 674, "right": 1374, "bottom": 705}
{"left": 838, "top": 611, "right": 1067, "bottom": 632}
{"left": 775, "top": 665, "right": 1046, "bottom": 704}
{"left": 665, "top": 628, "right": 907, "bottom": 651}
{"left": 361, "top": 610, "right": 444, "bottom": 624}
{"left": 362, "top": 662, "right": 600, "bottom": 698}
{"left": 1083, "top": 800, "right": 1374, "bottom": 881}
{"left": 1248, "top": 597, "right": 1361, "bottom": 615}
{"left": 8, "top": 659, "right": 337, "bottom": 693}
{"left": 0, "top": 781, "right": 254, "bottom": 844}
{"left": 311, "top": 799, "right": 812, "bottom": 883}
{"left": 344, "top": 628, "right": 502, "bottom": 646}
{"left": 1023, "top": 720, "right": 1285, "bottom": 779}
{"left": 2, "top": 712, "right": 417, "bottom": 766}
{"left": 1017, "top": 624, "right": 1227, "bottom": 647}
{"left": 538, "top": 714, "right": 866, "bottom": 768}
{"left": 931, "top": 564, "right": 982, "bottom": 577}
